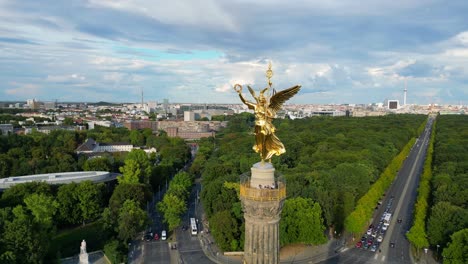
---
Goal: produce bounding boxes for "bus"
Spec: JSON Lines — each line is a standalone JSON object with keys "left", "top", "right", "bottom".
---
{"left": 382, "top": 213, "right": 392, "bottom": 230}
{"left": 190, "top": 218, "right": 198, "bottom": 235}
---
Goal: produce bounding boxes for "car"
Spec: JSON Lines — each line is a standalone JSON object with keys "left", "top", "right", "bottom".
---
{"left": 397, "top": 218, "right": 402, "bottom": 223}
{"left": 144, "top": 233, "right": 153, "bottom": 241}
{"left": 154, "top": 233, "right": 159, "bottom": 240}
{"left": 390, "top": 242, "right": 395, "bottom": 248}
{"left": 161, "top": 230, "right": 167, "bottom": 240}
{"left": 361, "top": 236, "right": 367, "bottom": 243}
{"left": 363, "top": 243, "right": 370, "bottom": 250}
{"left": 377, "top": 235, "right": 383, "bottom": 242}
{"left": 372, "top": 231, "right": 377, "bottom": 238}
{"left": 367, "top": 229, "right": 372, "bottom": 235}
{"left": 369, "top": 224, "right": 374, "bottom": 229}
{"left": 182, "top": 225, "right": 188, "bottom": 231}
{"left": 355, "top": 241, "right": 363, "bottom": 248}
{"left": 370, "top": 244, "right": 377, "bottom": 252}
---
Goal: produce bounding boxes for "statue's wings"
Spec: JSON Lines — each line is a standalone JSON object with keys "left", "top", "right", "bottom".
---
{"left": 269, "top": 85, "right": 301, "bottom": 114}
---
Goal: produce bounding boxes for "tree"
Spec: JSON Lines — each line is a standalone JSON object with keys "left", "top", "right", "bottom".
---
{"left": 129, "top": 130, "right": 145, "bottom": 146}
{"left": 103, "top": 239, "right": 125, "bottom": 264}
{"left": 125, "top": 149, "right": 152, "bottom": 184}
{"left": 24, "top": 193, "right": 58, "bottom": 228}
{"left": 56, "top": 183, "right": 81, "bottom": 225}
{"left": 76, "top": 181, "right": 103, "bottom": 224}
{"left": 63, "top": 117, "right": 74, "bottom": 126}
{"left": 442, "top": 228, "right": 468, "bottom": 264}
{"left": 83, "top": 157, "right": 112, "bottom": 172}
{"left": 210, "top": 210, "right": 240, "bottom": 251}
{"left": 2, "top": 206, "right": 51, "bottom": 264}
{"left": 108, "top": 183, "right": 151, "bottom": 223}
{"left": 1, "top": 182, "right": 52, "bottom": 207}
{"left": 427, "top": 202, "right": 466, "bottom": 247}
{"left": 118, "top": 159, "right": 141, "bottom": 184}
{"left": 157, "top": 194, "right": 186, "bottom": 231}
{"left": 117, "top": 199, "right": 148, "bottom": 243}
{"left": 280, "top": 197, "right": 327, "bottom": 246}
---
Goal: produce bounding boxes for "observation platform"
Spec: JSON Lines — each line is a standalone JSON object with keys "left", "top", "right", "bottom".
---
{"left": 240, "top": 181, "right": 286, "bottom": 201}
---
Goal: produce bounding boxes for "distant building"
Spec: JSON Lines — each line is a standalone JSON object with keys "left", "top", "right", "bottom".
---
{"left": 184, "top": 111, "right": 195, "bottom": 122}
{"left": 87, "top": 120, "right": 112, "bottom": 129}
{"left": 43, "top": 101, "right": 57, "bottom": 109}
{"left": 164, "top": 127, "right": 214, "bottom": 140}
{"left": 0, "top": 124, "right": 14, "bottom": 135}
{"left": 36, "top": 126, "right": 76, "bottom": 134}
{"left": 124, "top": 120, "right": 158, "bottom": 131}
{"left": 309, "top": 110, "right": 346, "bottom": 117}
{"left": 27, "top": 99, "right": 39, "bottom": 110}
{"left": 76, "top": 138, "right": 156, "bottom": 155}
{"left": 387, "top": 100, "right": 399, "bottom": 110}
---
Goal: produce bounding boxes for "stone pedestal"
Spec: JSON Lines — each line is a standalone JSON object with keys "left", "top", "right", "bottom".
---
{"left": 250, "top": 162, "right": 275, "bottom": 188}
{"left": 79, "top": 253, "right": 89, "bottom": 264}
{"left": 240, "top": 162, "right": 286, "bottom": 264}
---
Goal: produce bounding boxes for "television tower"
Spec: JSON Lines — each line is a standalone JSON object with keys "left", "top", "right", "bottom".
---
{"left": 141, "top": 89, "right": 144, "bottom": 110}
{"left": 403, "top": 79, "right": 407, "bottom": 106}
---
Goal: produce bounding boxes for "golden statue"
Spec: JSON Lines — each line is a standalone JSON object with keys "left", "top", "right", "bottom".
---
{"left": 234, "top": 63, "right": 301, "bottom": 161}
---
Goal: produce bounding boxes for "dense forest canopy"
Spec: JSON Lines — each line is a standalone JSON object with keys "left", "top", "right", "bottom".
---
{"left": 427, "top": 115, "right": 468, "bottom": 262}
{"left": 199, "top": 113, "right": 426, "bottom": 250}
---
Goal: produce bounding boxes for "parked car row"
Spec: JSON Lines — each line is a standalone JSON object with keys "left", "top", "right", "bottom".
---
{"left": 357, "top": 196, "right": 398, "bottom": 252}
{"left": 143, "top": 229, "right": 167, "bottom": 242}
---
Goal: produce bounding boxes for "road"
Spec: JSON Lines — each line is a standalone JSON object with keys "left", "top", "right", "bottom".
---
{"left": 320, "top": 117, "right": 434, "bottom": 264}
{"left": 129, "top": 179, "right": 171, "bottom": 264}
{"left": 176, "top": 178, "right": 215, "bottom": 264}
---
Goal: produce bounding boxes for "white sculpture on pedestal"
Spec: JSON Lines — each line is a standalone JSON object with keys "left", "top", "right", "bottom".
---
{"left": 79, "top": 239, "right": 89, "bottom": 264}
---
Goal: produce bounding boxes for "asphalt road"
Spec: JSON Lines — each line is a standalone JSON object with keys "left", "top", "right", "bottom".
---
{"left": 320, "top": 117, "right": 433, "bottom": 264}
{"left": 176, "top": 179, "right": 215, "bottom": 264}
{"left": 129, "top": 181, "right": 171, "bottom": 264}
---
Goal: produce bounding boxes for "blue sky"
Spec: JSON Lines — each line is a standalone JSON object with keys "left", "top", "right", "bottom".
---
{"left": 0, "top": 0, "right": 467, "bottom": 105}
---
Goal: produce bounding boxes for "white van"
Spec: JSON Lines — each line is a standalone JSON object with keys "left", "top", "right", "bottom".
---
{"left": 161, "top": 230, "right": 167, "bottom": 240}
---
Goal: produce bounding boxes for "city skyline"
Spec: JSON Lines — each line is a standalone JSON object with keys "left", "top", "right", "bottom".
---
{"left": 1, "top": 0, "right": 467, "bottom": 105}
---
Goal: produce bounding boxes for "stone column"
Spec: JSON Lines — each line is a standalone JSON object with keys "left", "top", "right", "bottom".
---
{"left": 240, "top": 162, "right": 286, "bottom": 264}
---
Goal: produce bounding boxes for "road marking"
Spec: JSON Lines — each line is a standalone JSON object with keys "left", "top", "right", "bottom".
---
{"left": 374, "top": 254, "right": 378, "bottom": 260}
{"left": 382, "top": 255, "right": 386, "bottom": 261}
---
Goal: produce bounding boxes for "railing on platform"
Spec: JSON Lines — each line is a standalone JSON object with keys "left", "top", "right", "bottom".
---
{"left": 239, "top": 182, "right": 286, "bottom": 201}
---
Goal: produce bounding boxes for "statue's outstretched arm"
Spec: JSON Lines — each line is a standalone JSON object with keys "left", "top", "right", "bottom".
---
{"left": 238, "top": 93, "right": 256, "bottom": 110}
{"left": 234, "top": 84, "right": 256, "bottom": 110}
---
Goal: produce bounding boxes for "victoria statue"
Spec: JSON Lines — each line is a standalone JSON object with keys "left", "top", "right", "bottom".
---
{"left": 234, "top": 63, "right": 301, "bottom": 162}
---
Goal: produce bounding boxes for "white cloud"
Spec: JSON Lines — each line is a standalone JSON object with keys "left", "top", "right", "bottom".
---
{"left": 87, "top": 0, "right": 238, "bottom": 31}
{"left": 5, "top": 83, "right": 41, "bottom": 97}
{"left": 444, "top": 48, "right": 468, "bottom": 58}
{"left": 46, "top": 74, "right": 86, "bottom": 82}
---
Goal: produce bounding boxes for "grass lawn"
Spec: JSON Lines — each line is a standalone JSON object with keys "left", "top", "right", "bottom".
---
{"left": 49, "top": 221, "right": 110, "bottom": 259}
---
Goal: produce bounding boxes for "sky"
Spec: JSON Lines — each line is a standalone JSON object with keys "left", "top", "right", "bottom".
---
{"left": 0, "top": 0, "right": 467, "bottom": 105}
